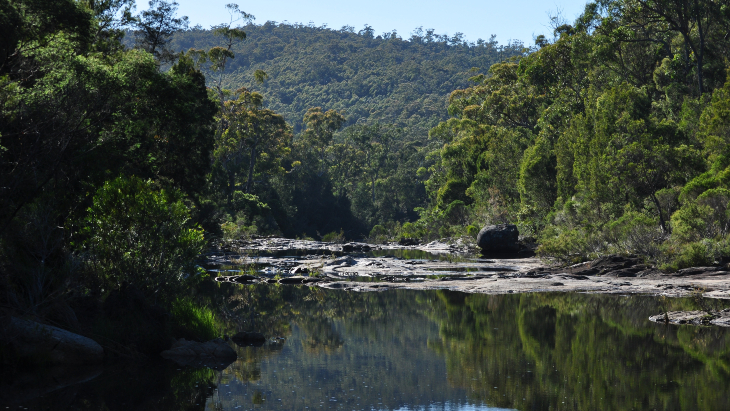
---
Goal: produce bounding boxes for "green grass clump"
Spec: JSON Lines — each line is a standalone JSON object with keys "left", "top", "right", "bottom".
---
{"left": 170, "top": 297, "right": 219, "bottom": 342}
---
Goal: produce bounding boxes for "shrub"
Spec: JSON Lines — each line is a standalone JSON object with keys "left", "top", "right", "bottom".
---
{"left": 80, "top": 176, "right": 206, "bottom": 297}
{"left": 660, "top": 240, "right": 714, "bottom": 271}
{"left": 671, "top": 202, "right": 714, "bottom": 243}
{"left": 321, "top": 229, "right": 345, "bottom": 243}
{"left": 231, "top": 191, "right": 269, "bottom": 216}
{"left": 605, "top": 211, "right": 664, "bottom": 257}
{"left": 221, "top": 215, "right": 258, "bottom": 240}
{"left": 466, "top": 225, "right": 479, "bottom": 238}
{"left": 400, "top": 222, "right": 418, "bottom": 239}
{"left": 537, "top": 227, "right": 591, "bottom": 263}
{"left": 368, "top": 224, "right": 390, "bottom": 243}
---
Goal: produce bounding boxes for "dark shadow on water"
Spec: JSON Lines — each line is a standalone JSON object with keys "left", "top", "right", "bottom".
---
{"left": 0, "top": 360, "right": 219, "bottom": 410}
{"left": 478, "top": 248, "right": 536, "bottom": 259}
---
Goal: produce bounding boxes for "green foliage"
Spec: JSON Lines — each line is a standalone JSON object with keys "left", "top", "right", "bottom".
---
{"left": 605, "top": 211, "right": 663, "bottom": 257}
{"left": 660, "top": 240, "right": 715, "bottom": 272}
{"left": 537, "top": 227, "right": 592, "bottom": 263}
{"left": 368, "top": 224, "right": 391, "bottom": 244}
{"left": 321, "top": 229, "right": 346, "bottom": 243}
{"left": 518, "top": 135, "right": 556, "bottom": 233}
{"left": 81, "top": 176, "right": 206, "bottom": 297}
{"left": 170, "top": 296, "right": 220, "bottom": 341}
{"left": 214, "top": 89, "right": 292, "bottom": 198}
{"left": 1, "top": 0, "right": 216, "bottom": 325}
{"left": 466, "top": 225, "right": 479, "bottom": 238}
{"left": 134, "top": 0, "right": 189, "bottom": 63}
{"left": 538, "top": 210, "right": 664, "bottom": 262}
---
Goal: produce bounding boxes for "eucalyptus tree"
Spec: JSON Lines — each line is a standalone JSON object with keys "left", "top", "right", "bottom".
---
{"left": 135, "top": 0, "right": 188, "bottom": 62}
{"left": 346, "top": 123, "right": 398, "bottom": 204}
{"left": 215, "top": 90, "right": 291, "bottom": 200}
{"left": 298, "top": 107, "right": 345, "bottom": 176}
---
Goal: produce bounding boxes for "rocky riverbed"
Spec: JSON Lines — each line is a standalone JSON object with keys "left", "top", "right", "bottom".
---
{"left": 207, "top": 238, "right": 730, "bottom": 300}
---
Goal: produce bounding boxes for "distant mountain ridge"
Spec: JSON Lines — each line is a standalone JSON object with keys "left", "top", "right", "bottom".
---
{"left": 168, "top": 22, "right": 526, "bottom": 133}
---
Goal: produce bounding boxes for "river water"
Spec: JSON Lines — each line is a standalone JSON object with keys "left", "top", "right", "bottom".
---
{"left": 5, "top": 282, "right": 730, "bottom": 410}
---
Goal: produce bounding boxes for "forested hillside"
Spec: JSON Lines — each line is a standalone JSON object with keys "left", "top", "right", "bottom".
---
{"left": 168, "top": 23, "right": 525, "bottom": 134}
{"left": 157, "top": 21, "right": 526, "bottom": 240}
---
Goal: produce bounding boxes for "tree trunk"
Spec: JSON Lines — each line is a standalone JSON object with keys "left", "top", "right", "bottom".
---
{"left": 695, "top": 0, "right": 705, "bottom": 94}
{"left": 371, "top": 175, "right": 375, "bottom": 204}
{"left": 245, "top": 145, "right": 257, "bottom": 194}
{"left": 651, "top": 193, "right": 668, "bottom": 234}
{"left": 227, "top": 170, "right": 235, "bottom": 206}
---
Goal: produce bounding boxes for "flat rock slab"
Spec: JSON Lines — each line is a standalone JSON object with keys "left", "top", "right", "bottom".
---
{"left": 212, "top": 237, "right": 472, "bottom": 256}
{"left": 313, "top": 272, "right": 730, "bottom": 300}
{"left": 649, "top": 310, "right": 730, "bottom": 326}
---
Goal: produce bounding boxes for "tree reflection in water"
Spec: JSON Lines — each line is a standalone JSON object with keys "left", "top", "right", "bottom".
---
{"left": 5, "top": 284, "right": 730, "bottom": 410}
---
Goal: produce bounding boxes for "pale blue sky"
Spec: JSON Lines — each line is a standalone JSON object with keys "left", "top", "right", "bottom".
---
{"left": 136, "top": 0, "right": 590, "bottom": 46}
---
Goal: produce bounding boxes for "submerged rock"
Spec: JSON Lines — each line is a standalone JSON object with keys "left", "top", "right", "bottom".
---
{"left": 161, "top": 338, "right": 237, "bottom": 359}
{"left": 6, "top": 317, "right": 104, "bottom": 365}
{"left": 342, "top": 242, "right": 371, "bottom": 252}
{"left": 398, "top": 237, "right": 419, "bottom": 246}
{"left": 231, "top": 331, "right": 266, "bottom": 346}
{"left": 476, "top": 224, "right": 520, "bottom": 253}
{"left": 278, "top": 275, "right": 322, "bottom": 284}
{"left": 649, "top": 309, "right": 730, "bottom": 327}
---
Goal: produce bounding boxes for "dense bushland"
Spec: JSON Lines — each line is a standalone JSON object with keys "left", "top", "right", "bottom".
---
{"left": 409, "top": 0, "right": 730, "bottom": 270}
{"left": 0, "top": 0, "right": 221, "bottom": 351}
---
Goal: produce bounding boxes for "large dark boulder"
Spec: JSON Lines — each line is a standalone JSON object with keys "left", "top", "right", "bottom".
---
{"left": 476, "top": 224, "right": 520, "bottom": 253}
{"left": 6, "top": 317, "right": 104, "bottom": 365}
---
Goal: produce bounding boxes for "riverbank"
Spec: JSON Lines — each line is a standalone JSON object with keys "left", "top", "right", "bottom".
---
{"left": 210, "top": 237, "right": 730, "bottom": 300}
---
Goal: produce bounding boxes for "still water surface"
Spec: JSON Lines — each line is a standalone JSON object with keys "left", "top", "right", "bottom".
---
{"left": 7, "top": 284, "right": 730, "bottom": 410}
